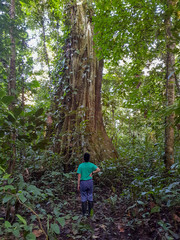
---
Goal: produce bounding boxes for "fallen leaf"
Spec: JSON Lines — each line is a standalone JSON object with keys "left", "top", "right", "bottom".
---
{"left": 100, "top": 224, "right": 106, "bottom": 231}
{"left": 127, "top": 211, "right": 131, "bottom": 217}
{"left": 94, "top": 227, "right": 100, "bottom": 232}
{"left": 32, "top": 229, "right": 43, "bottom": 237}
{"left": 150, "top": 201, "right": 156, "bottom": 209}
{"left": 173, "top": 214, "right": 180, "bottom": 223}
{"left": 118, "top": 223, "right": 125, "bottom": 233}
{"left": 92, "top": 235, "right": 99, "bottom": 239}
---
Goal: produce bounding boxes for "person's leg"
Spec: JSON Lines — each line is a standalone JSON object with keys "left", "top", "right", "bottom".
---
{"left": 80, "top": 181, "right": 88, "bottom": 216}
{"left": 87, "top": 180, "right": 93, "bottom": 216}
{"left": 88, "top": 201, "right": 93, "bottom": 216}
{"left": 81, "top": 201, "right": 87, "bottom": 216}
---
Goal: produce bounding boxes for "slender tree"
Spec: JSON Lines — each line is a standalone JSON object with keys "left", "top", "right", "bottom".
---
{"left": 164, "top": 0, "right": 176, "bottom": 169}
{"left": 8, "top": 0, "right": 16, "bottom": 99}
{"left": 8, "top": 0, "right": 16, "bottom": 174}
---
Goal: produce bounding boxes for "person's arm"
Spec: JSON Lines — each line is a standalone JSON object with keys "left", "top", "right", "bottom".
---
{"left": 93, "top": 167, "right": 100, "bottom": 174}
{"left": 90, "top": 167, "right": 100, "bottom": 177}
{"left": 77, "top": 173, "right": 81, "bottom": 191}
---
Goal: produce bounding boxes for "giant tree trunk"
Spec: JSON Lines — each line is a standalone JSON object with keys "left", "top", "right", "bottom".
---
{"left": 164, "top": 0, "right": 175, "bottom": 170}
{"left": 55, "top": 1, "right": 117, "bottom": 167}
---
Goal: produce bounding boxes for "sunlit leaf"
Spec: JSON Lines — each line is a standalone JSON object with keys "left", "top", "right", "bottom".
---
{"left": 16, "top": 214, "right": 27, "bottom": 225}
{"left": 5, "top": 221, "right": 11, "bottom": 228}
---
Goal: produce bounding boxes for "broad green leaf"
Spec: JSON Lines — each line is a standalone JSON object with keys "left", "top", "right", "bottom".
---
{"left": 2, "top": 96, "right": 14, "bottom": 105}
{"left": 4, "top": 185, "right": 16, "bottom": 191}
{"left": 26, "top": 233, "right": 36, "bottom": 240}
{"left": 35, "top": 108, "right": 44, "bottom": 117}
{"left": 53, "top": 207, "right": 60, "bottom": 217}
{"left": 13, "top": 107, "right": 22, "bottom": 118}
{"left": 72, "top": 215, "right": 79, "bottom": 220}
{"left": 51, "top": 223, "right": 60, "bottom": 234}
{"left": 57, "top": 217, "right": 66, "bottom": 228}
{"left": 151, "top": 206, "right": 160, "bottom": 214}
{"left": 18, "top": 193, "right": 27, "bottom": 203}
{"left": 3, "top": 194, "right": 13, "bottom": 204}
{"left": 27, "top": 185, "right": 41, "bottom": 195}
{"left": 3, "top": 173, "right": 11, "bottom": 180}
{"left": 13, "top": 229, "right": 20, "bottom": 238}
{"left": 5, "top": 221, "right": 11, "bottom": 228}
{"left": 65, "top": 214, "right": 71, "bottom": 219}
{"left": 0, "top": 90, "right": 6, "bottom": 99}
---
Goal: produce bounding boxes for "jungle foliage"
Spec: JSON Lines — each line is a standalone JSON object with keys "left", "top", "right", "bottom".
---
{"left": 0, "top": 0, "right": 179, "bottom": 239}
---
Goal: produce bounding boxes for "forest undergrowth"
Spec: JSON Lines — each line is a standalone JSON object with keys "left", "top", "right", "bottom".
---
{"left": 0, "top": 156, "right": 180, "bottom": 240}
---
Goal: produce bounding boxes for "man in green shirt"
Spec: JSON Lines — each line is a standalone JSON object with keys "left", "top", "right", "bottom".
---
{"left": 77, "top": 153, "right": 100, "bottom": 216}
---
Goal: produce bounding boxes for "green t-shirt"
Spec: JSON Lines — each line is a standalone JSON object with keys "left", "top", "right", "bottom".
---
{"left": 77, "top": 162, "right": 98, "bottom": 181}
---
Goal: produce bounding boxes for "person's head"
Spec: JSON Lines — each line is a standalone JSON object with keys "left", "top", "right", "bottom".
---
{"left": 84, "top": 152, "right": 90, "bottom": 162}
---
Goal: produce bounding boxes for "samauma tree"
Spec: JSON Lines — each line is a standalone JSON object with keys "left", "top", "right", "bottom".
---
{"left": 53, "top": 0, "right": 117, "bottom": 168}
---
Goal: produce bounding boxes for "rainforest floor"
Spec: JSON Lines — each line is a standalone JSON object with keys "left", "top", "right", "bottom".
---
{"left": 1, "top": 170, "right": 180, "bottom": 240}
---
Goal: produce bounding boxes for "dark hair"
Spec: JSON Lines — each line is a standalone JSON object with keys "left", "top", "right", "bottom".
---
{"left": 84, "top": 153, "right": 90, "bottom": 162}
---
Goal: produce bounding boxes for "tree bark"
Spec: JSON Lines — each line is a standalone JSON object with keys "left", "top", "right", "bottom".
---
{"left": 55, "top": 1, "right": 117, "bottom": 167}
{"left": 164, "top": 0, "right": 175, "bottom": 170}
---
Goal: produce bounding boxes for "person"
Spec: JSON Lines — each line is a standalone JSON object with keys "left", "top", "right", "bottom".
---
{"left": 77, "top": 153, "right": 100, "bottom": 216}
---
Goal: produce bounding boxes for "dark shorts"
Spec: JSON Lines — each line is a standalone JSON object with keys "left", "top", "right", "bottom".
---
{"left": 80, "top": 179, "right": 93, "bottom": 202}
